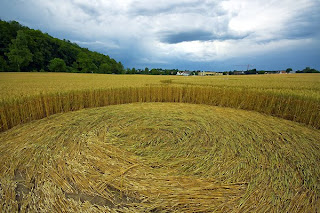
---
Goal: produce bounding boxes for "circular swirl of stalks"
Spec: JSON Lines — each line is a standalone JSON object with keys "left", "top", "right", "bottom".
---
{"left": 0, "top": 103, "right": 320, "bottom": 212}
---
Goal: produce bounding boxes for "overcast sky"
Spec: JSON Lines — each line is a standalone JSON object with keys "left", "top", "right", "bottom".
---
{"left": 1, "top": 0, "right": 320, "bottom": 71}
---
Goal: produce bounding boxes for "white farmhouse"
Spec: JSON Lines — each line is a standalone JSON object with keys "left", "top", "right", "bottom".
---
{"left": 176, "top": 71, "right": 192, "bottom": 76}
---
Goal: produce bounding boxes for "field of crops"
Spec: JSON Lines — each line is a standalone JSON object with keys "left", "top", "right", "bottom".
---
{"left": 1, "top": 72, "right": 320, "bottom": 100}
{"left": 0, "top": 72, "right": 320, "bottom": 212}
{"left": 1, "top": 73, "right": 320, "bottom": 132}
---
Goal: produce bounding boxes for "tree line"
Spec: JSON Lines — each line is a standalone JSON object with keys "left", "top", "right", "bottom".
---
{"left": 222, "top": 67, "right": 319, "bottom": 75}
{"left": 0, "top": 20, "right": 124, "bottom": 73}
{"left": 296, "top": 67, "right": 319, "bottom": 73}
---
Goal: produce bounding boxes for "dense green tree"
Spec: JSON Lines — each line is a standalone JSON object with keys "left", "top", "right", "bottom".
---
{"left": 0, "top": 20, "right": 25, "bottom": 58}
{"left": 89, "top": 63, "right": 98, "bottom": 73}
{"left": 117, "top": 62, "right": 125, "bottom": 74}
{"left": 48, "top": 58, "right": 67, "bottom": 72}
{"left": 302, "top": 67, "right": 319, "bottom": 73}
{"left": 77, "top": 52, "right": 93, "bottom": 73}
{"left": 131, "top": 67, "right": 136, "bottom": 74}
{"left": 0, "top": 56, "right": 8, "bottom": 71}
{"left": 56, "top": 41, "right": 79, "bottom": 67}
{"left": 286, "top": 68, "right": 293, "bottom": 73}
{"left": 144, "top": 67, "right": 149, "bottom": 74}
{"left": 125, "top": 68, "right": 131, "bottom": 74}
{"left": 5, "top": 30, "right": 33, "bottom": 71}
{"left": 108, "top": 60, "right": 124, "bottom": 74}
{"left": 99, "top": 63, "right": 112, "bottom": 74}
{"left": 294, "top": 67, "right": 319, "bottom": 73}
{"left": 0, "top": 20, "right": 123, "bottom": 73}
{"left": 71, "top": 62, "right": 79, "bottom": 72}
{"left": 22, "top": 29, "right": 47, "bottom": 70}
{"left": 304, "top": 67, "right": 311, "bottom": 72}
{"left": 151, "top": 69, "right": 160, "bottom": 75}
{"left": 245, "top": 69, "right": 257, "bottom": 74}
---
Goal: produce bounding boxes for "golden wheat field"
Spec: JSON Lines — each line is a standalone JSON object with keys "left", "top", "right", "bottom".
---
{"left": 1, "top": 72, "right": 320, "bottom": 100}
{"left": 0, "top": 72, "right": 320, "bottom": 212}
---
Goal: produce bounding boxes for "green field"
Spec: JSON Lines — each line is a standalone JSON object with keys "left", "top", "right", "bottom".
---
{"left": 0, "top": 73, "right": 320, "bottom": 212}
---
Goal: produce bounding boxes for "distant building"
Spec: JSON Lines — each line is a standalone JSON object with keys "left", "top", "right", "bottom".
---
{"left": 264, "top": 70, "right": 287, "bottom": 74}
{"left": 264, "top": 71, "right": 277, "bottom": 74}
{"left": 234, "top": 71, "right": 245, "bottom": 75}
{"left": 176, "top": 71, "right": 192, "bottom": 76}
{"left": 198, "top": 71, "right": 223, "bottom": 76}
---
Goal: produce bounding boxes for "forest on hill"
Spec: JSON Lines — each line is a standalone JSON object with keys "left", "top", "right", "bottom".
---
{"left": 0, "top": 20, "right": 124, "bottom": 74}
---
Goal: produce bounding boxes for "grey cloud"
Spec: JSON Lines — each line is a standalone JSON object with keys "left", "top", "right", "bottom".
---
{"left": 129, "top": 1, "right": 201, "bottom": 16}
{"left": 160, "top": 30, "right": 249, "bottom": 44}
{"left": 286, "top": 28, "right": 317, "bottom": 40}
{"left": 271, "top": 2, "right": 320, "bottom": 41}
{"left": 161, "top": 30, "right": 214, "bottom": 43}
{"left": 285, "top": 12, "right": 320, "bottom": 40}
{"left": 129, "top": 0, "right": 224, "bottom": 17}
{"left": 75, "top": 4, "right": 100, "bottom": 17}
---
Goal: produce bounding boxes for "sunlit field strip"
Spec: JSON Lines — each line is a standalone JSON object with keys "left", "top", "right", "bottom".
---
{"left": 1, "top": 73, "right": 320, "bottom": 100}
{"left": 1, "top": 85, "right": 319, "bottom": 132}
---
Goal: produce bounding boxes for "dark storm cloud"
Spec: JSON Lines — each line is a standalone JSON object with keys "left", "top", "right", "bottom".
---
{"left": 160, "top": 30, "right": 249, "bottom": 44}
{"left": 284, "top": 9, "right": 320, "bottom": 40}
{"left": 160, "top": 30, "right": 214, "bottom": 44}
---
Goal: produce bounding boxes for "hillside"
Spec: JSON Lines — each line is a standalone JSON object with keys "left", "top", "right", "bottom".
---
{"left": 0, "top": 20, "right": 124, "bottom": 73}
